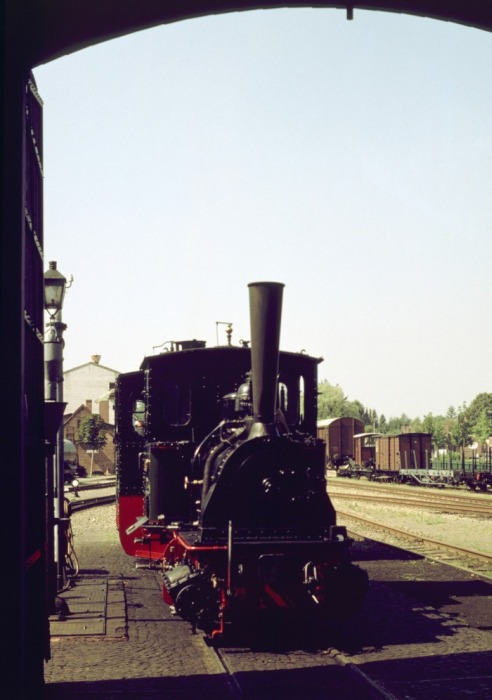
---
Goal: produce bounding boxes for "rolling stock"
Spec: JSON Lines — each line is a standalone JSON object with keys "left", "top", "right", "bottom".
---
{"left": 317, "top": 417, "right": 364, "bottom": 468}
{"left": 320, "top": 420, "right": 491, "bottom": 490}
{"left": 115, "top": 282, "right": 368, "bottom": 639}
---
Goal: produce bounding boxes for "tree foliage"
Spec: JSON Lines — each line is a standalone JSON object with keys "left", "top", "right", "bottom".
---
{"left": 317, "top": 381, "right": 492, "bottom": 451}
{"left": 77, "top": 414, "right": 107, "bottom": 476}
{"left": 317, "top": 380, "right": 373, "bottom": 425}
{"left": 463, "top": 393, "right": 492, "bottom": 429}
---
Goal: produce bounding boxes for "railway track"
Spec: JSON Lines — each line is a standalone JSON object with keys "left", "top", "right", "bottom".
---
{"left": 330, "top": 490, "right": 492, "bottom": 516}
{"left": 64, "top": 478, "right": 116, "bottom": 513}
{"left": 328, "top": 478, "right": 492, "bottom": 578}
{"left": 338, "top": 509, "right": 492, "bottom": 581}
{"left": 328, "top": 480, "right": 492, "bottom": 517}
{"left": 211, "top": 642, "right": 397, "bottom": 700}
{"left": 68, "top": 492, "right": 115, "bottom": 512}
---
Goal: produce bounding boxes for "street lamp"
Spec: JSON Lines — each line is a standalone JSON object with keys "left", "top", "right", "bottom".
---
{"left": 44, "top": 261, "right": 70, "bottom": 598}
{"left": 44, "top": 261, "right": 67, "bottom": 319}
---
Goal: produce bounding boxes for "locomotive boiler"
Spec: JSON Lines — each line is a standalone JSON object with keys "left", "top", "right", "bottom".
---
{"left": 115, "top": 282, "right": 367, "bottom": 638}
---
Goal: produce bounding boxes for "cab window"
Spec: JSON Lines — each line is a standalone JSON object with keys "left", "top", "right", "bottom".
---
{"left": 132, "top": 399, "right": 146, "bottom": 435}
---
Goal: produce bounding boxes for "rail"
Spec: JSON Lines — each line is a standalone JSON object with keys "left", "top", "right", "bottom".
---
{"left": 338, "top": 509, "right": 492, "bottom": 581}
{"left": 330, "top": 490, "right": 492, "bottom": 516}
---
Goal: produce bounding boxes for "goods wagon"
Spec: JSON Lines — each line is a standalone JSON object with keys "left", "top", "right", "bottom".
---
{"left": 339, "top": 432, "right": 433, "bottom": 482}
{"left": 317, "top": 417, "right": 364, "bottom": 468}
{"left": 376, "top": 432, "right": 432, "bottom": 475}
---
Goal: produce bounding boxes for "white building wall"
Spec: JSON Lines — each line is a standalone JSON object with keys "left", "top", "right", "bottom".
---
{"left": 64, "top": 361, "right": 119, "bottom": 423}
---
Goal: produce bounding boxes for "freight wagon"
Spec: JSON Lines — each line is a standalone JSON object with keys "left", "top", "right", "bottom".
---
{"left": 317, "top": 417, "right": 364, "bottom": 468}
{"left": 335, "top": 430, "right": 491, "bottom": 489}
{"left": 347, "top": 432, "right": 441, "bottom": 484}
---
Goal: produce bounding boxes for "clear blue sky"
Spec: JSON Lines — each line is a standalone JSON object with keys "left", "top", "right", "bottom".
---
{"left": 33, "top": 8, "right": 492, "bottom": 420}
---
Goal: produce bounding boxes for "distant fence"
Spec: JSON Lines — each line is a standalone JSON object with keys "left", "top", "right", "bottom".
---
{"left": 432, "top": 448, "right": 492, "bottom": 472}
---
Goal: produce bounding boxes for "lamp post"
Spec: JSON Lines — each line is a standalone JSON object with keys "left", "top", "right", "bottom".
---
{"left": 44, "top": 261, "right": 68, "bottom": 594}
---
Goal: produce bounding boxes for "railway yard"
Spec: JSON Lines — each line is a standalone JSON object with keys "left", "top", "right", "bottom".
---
{"left": 327, "top": 474, "right": 492, "bottom": 565}
{"left": 44, "top": 478, "right": 492, "bottom": 699}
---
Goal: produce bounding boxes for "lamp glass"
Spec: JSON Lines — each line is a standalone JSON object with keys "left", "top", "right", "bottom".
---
{"left": 44, "top": 261, "right": 66, "bottom": 314}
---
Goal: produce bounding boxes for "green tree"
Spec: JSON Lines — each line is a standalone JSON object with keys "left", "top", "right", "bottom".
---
{"left": 344, "top": 399, "right": 365, "bottom": 421}
{"left": 317, "top": 381, "right": 376, "bottom": 424}
{"left": 451, "top": 410, "right": 472, "bottom": 450}
{"left": 385, "top": 414, "right": 412, "bottom": 434}
{"left": 474, "top": 409, "right": 492, "bottom": 444}
{"left": 315, "top": 385, "right": 492, "bottom": 449}
{"left": 362, "top": 407, "right": 378, "bottom": 429}
{"left": 463, "top": 393, "right": 492, "bottom": 426}
{"left": 432, "top": 420, "right": 447, "bottom": 449}
{"left": 317, "top": 380, "right": 348, "bottom": 419}
{"left": 78, "top": 414, "right": 107, "bottom": 476}
{"left": 399, "top": 414, "right": 412, "bottom": 432}
{"left": 422, "top": 413, "right": 435, "bottom": 435}
{"left": 385, "top": 416, "right": 401, "bottom": 434}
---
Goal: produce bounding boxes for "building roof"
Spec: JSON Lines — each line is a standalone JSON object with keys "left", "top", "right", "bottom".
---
{"left": 64, "top": 361, "right": 120, "bottom": 375}
{"left": 63, "top": 403, "right": 114, "bottom": 430}
{"left": 63, "top": 403, "right": 91, "bottom": 426}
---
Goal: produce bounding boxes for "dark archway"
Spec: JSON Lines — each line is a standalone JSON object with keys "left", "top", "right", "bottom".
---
{"left": 26, "top": 2, "right": 492, "bottom": 67}
{"left": 1, "top": 2, "right": 491, "bottom": 698}
{"left": 23, "top": 1, "right": 492, "bottom": 69}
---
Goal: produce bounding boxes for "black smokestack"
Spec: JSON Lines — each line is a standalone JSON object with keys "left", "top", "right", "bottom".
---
{"left": 248, "top": 282, "right": 284, "bottom": 432}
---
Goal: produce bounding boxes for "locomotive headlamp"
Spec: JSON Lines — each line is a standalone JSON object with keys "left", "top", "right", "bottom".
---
{"left": 44, "top": 261, "right": 67, "bottom": 317}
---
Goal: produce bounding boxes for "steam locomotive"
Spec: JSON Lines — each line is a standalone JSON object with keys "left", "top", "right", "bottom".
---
{"left": 115, "top": 282, "right": 367, "bottom": 639}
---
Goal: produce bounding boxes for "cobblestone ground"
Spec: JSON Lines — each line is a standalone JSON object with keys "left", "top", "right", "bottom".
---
{"left": 342, "top": 539, "right": 492, "bottom": 700}
{"left": 44, "top": 508, "right": 235, "bottom": 699}
{"left": 45, "top": 505, "right": 492, "bottom": 700}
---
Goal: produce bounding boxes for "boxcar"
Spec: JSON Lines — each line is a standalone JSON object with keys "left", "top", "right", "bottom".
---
{"left": 317, "top": 417, "right": 364, "bottom": 468}
{"left": 376, "top": 432, "right": 432, "bottom": 478}
{"left": 353, "top": 432, "right": 380, "bottom": 468}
